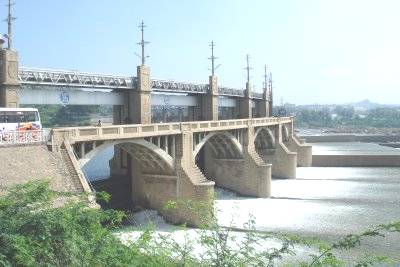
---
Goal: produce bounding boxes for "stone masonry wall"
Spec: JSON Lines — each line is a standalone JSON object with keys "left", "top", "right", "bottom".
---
{"left": 0, "top": 145, "right": 84, "bottom": 195}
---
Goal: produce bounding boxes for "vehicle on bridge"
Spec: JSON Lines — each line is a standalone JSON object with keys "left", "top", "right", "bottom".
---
{"left": 0, "top": 107, "right": 42, "bottom": 131}
{"left": 0, "top": 108, "right": 45, "bottom": 145}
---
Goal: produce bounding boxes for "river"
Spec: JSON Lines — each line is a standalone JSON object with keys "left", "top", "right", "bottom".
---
{"left": 82, "top": 142, "right": 400, "bottom": 263}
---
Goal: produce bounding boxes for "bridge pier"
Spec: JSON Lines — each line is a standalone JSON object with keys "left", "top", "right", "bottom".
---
{"left": 114, "top": 65, "right": 152, "bottom": 125}
{"left": 239, "top": 82, "right": 252, "bottom": 119}
{"left": 201, "top": 75, "right": 219, "bottom": 121}
{"left": 255, "top": 124, "right": 297, "bottom": 179}
{"left": 203, "top": 128, "right": 272, "bottom": 197}
{"left": 110, "top": 65, "right": 152, "bottom": 176}
{"left": 285, "top": 121, "right": 312, "bottom": 167}
{"left": 172, "top": 127, "right": 215, "bottom": 226}
{"left": 0, "top": 47, "right": 20, "bottom": 107}
{"left": 260, "top": 142, "right": 297, "bottom": 179}
{"left": 132, "top": 65, "right": 152, "bottom": 124}
{"left": 113, "top": 129, "right": 215, "bottom": 227}
{"left": 128, "top": 150, "right": 178, "bottom": 218}
{"left": 287, "top": 136, "right": 312, "bottom": 167}
{"left": 256, "top": 88, "right": 271, "bottom": 117}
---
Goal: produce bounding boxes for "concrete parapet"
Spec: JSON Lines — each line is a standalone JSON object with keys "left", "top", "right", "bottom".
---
{"left": 287, "top": 135, "right": 312, "bottom": 167}
{"left": 258, "top": 142, "right": 297, "bottom": 179}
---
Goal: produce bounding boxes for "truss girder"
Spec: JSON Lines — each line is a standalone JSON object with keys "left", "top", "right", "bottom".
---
{"left": 19, "top": 67, "right": 134, "bottom": 89}
{"left": 18, "top": 67, "right": 262, "bottom": 98}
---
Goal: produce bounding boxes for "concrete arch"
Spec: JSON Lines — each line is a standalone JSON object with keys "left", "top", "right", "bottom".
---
{"left": 193, "top": 131, "right": 243, "bottom": 159}
{"left": 79, "top": 139, "right": 174, "bottom": 170}
{"left": 254, "top": 127, "right": 276, "bottom": 149}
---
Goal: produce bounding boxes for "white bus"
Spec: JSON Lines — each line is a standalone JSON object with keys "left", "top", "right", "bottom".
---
{"left": 0, "top": 107, "right": 42, "bottom": 132}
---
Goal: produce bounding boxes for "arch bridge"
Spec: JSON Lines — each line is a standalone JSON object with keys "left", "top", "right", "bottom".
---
{"left": 51, "top": 117, "right": 311, "bottom": 226}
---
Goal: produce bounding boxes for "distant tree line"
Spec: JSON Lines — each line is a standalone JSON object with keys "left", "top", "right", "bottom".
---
{"left": 293, "top": 106, "right": 400, "bottom": 128}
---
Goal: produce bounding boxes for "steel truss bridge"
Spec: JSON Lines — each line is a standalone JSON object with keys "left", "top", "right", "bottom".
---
{"left": 18, "top": 67, "right": 263, "bottom": 99}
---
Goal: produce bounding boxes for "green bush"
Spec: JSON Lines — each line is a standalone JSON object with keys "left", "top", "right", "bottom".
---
{"left": 0, "top": 181, "right": 176, "bottom": 267}
{"left": 0, "top": 181, "right": 399, "bottom": 266}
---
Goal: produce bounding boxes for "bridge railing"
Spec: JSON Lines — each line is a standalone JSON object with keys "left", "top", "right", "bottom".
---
{"left": 51, "top": 123, "right": 182, "bottom": 142}
{"left": 51, "top": 117, "right": 293, "bottom": 143}
{"left": 0, "top": 130, "right": 47, "bottom": 145}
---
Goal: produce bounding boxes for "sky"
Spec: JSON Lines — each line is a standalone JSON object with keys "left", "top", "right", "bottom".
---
{"left": 1, "top": 0, "right": 399, "bottom": 105}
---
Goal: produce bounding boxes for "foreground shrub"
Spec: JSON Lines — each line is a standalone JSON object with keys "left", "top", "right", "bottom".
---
{"left": 0, "top": 181, "right": 177, "bottom": 267}
{"left": 0, "top": 180, "right": 399, "bottom": 266}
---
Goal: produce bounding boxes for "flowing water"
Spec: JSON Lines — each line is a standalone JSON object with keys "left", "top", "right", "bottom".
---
{"left": 82, "top": 142, "right": 400, "bottom": 262}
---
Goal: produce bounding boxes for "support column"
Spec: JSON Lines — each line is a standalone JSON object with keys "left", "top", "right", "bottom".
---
{"left": 110, "top": 66, "right": 151, "bottom": 176}
{"left": 0, "top": 45, "right": 20, "bottom": 108}
{"left": 201, "top": 75, "right": 218, "bottom": 121}
{"left": 130, "top": 65, "right": 151, "bottom": 124}
{"left": 239, "top": 82, "right": 252, "bottom": 119}
{"left": 170, "top": 126, "right": 214, "bottom": 227}
{"left": 259, "top": 89, "right": 270, "bottom": 118}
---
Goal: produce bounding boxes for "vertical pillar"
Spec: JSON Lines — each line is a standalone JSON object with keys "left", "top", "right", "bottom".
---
{"left": 201, "top": 75, "right": 218, "bottom": 121}
{"left": 0, "top": 45, "right": 20, "bottom": 108}
{"left": 130, "top": 65, "right": 151, "bottom": 124}
{"left": 239, "top": 82, "right": 252, "bottom": 118}
{"left": 259, "top": 88, "right": 270, "bottom": 117}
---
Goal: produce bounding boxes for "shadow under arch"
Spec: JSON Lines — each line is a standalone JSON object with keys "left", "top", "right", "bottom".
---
{"left": 79, "top": 139, "right": 174, "bottom": 171}
{"left": 193, "top": 131, "right": 243, "bottom": 160}
{"left": 78, "top": 138, "right": 177, "bottom": 211}
{"left": 254, "top": 127, "right": 276, "bottom": 149}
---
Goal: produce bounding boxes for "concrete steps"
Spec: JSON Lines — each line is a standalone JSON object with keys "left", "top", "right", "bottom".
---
{"left": 188, "top": 164, "right": 209, "bottom": 184}
{"left": 59, "top": 149, "right": 85, "bottom": 192}
{"left": 248, "top": 149, "right": 266, "bottom": 166}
